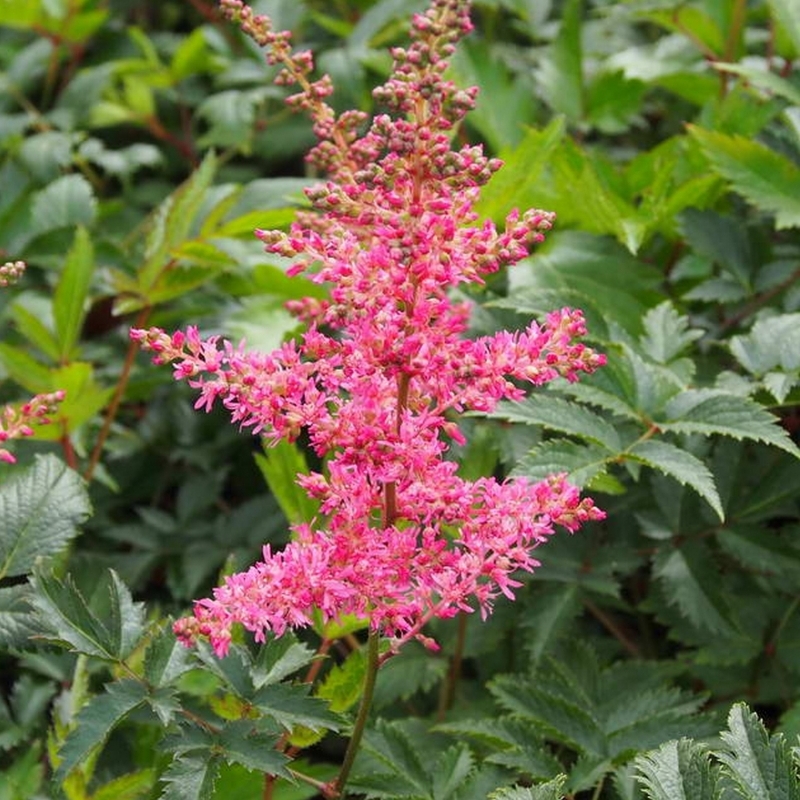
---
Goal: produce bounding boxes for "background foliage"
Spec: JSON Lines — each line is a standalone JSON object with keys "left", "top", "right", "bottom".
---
{"left": 1, "top": 0, "right": 799, "bottom": 798}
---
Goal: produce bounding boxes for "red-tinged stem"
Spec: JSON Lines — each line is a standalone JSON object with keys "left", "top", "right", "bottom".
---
{"left": 84, "top": 307, "right": 150, "bottom": 481}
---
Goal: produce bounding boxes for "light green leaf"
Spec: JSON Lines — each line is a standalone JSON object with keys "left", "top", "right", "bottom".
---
{"left": 539, "top": 0, "right": 583, "bottom": 120}
{"left": 477, "top": 118, "right": 566, "bottom": 224}
{"left": 768, "top": 0, "right": 800, "bottom": 55}
{"left": 639, "top": 302, "right": 704, "bottom": 365}
{"left": 627, "top": 439, "right": 723, "bottom": 520}
{"left": 316, "top": 648, "right": 366, "bottom": 714}
{"left": 254, "top": 440, "right": 319, "bottom": 526}
{"left": 54, "top": 679, "right": 148, "bottom": 781}
{"left": 717, "top": 703, "right": 800, "bottom": 800}
{"left": 159, "top": 754, "right": 220, "bottom": 800}
{"left": 53, "top": 226, "right": 94, "bottom": 360}
{"left": 0, "top": 455, "right": 90, "bottom": 580}
{"left": 138, "top": 151, "right": 217, "bottom": 293}
{"left": 90, "top": 769, "right": 158, "bottom": 800}
{"left": 492, "top": 396, "right": 621, "bottom": 450}
{"left": 29, "top": 174, "right": 97, "bottom": 235}
{"left": 489, "top": 776, "right": 567, "bottom": 800}
{"left": 714, "top": 62, "right": 800, "bottom": 106}
{"left": 9, "top": 302, "right": 59, "bottom": 361}
{"left": 688, "top": 126, "right": 800, "bottom": 229}
{"left": 661, "top": 392, "right": 799, "bottom": 457}
{"left": 635, "top": 739, "right": 715, "bottom": 800}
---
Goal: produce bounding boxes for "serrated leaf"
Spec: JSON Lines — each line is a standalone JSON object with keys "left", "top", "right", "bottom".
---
{"left": 254, "top": 440, "right": 319, "bottom": 526}
{"left": 635, "top": 739, "right": 715, "bottom": 800}
{"left": 492, "top": 396, "right": 620, "bottom": 450}
{"left": 661, "top": 392, "right": 799, "bottom": 457}
{"left": 54, "top": 679, "right": 148, "bottom": 781}
{"left": 639, "top": 303, "right": 704, "bottom": 365}
{"left": 489, "top": 776, "right": 567, "bottom": 800}
{"left": 627, "top": 440, "right": 723, "bottom": 520}
{"left": 30, "top": 567, "right": 145, "bottom": 660}
{"left": 316, "top": 648, "right": 366, "bottom": 714}
{"left": 522, "top": 584, "right": 582, "bottom": 667}
{"left": 371, "top": 643, "right": 448, "bottom": 710}
{"left": 144, "top": 624, "right": 193, "bottom": 688}
{"left": 217, "top": 720, "right": 289, "bottom": 776}
{"left": 431, "top": 745, "right": 474, "bottom": 800}
{"left": 29, "top": 174, "right": 97, "bottom": 235}
{"left": 489, "top": 676, "right": 606, "bottom": 756}
{"left": 159, "top": 754, "right": 220, "bottom": 800}
{"left": 0, "top": 455, "right": 91, "bottom": 580}
{"left": 53, "top": 226, "right": 94, "bottom": 360}
{"left": 252, "top": 633, "right": 316, "bottom": 689}
{"left": 361, "top": 720, "right": 431, "bottom": 794}
{"left": 652, "top": 545, "right": 733, "bottom": 635}
{"left": 688, "top": 126, "right": 800, "bottom": 229}
{"left": 512, "top": 440, "right": 612, "bottom": 488}
{"left": 0, "top": 584, "right": 39, "bottom": 649}
{"left": 717, "top": 703, "right": 800, "bottom": 800}
{"left": 252, "top": 682, "right": 340, "bottom": 732}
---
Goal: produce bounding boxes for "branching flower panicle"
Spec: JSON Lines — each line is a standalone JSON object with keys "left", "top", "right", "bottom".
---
{"left": 133, "top": 0, "right": 606, "bottom": 658}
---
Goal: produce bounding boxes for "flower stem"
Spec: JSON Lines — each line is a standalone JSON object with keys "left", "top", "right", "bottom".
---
{"left": 329, "top": 630, "right": 380, "bottom": 798}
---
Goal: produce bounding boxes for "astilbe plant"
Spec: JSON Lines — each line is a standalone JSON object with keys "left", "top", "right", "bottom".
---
{"left": 133, "top": 2, "right": 603, "bottom": 790}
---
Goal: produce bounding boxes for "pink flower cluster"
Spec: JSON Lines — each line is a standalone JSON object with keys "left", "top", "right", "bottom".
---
{"left": 0, "top": 390, "right": 66, "bottom": 464}
{"left": 133, "top": 0, "right": 605, "bottom": 657}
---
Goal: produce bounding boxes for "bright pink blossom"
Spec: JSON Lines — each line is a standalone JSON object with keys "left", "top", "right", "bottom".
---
{"left": 0, "top": 390, "right": 66, "bottom": 464}
{"left": 135, "top": 0, "right": 606, "bottom": 657}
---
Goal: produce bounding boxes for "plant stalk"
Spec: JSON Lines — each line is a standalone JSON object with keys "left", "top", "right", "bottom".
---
{"left": 328, "top": 630, "right": 380, "bottom": 798}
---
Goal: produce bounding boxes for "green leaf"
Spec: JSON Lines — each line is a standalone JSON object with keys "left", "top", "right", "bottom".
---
{"left": 635, "top": 739, "right": 715, "bottom": 800}
{"left": 159, "top": 754, "right": 221, "bottom": 800}
{"left": 489, "top": 776, "right": 567, "bottom": 800}
{"left": 137, "top": 151, "right": 217, "bottom": 294}
{"left": 503, "top": 232, "right": 662, "bottom": 336}
{"left": 252, "top": 633, "right": 316, "bottom": 689}
{"left": 254, "top": 440, "right": 320, "bottom": 526}
{"left": 9, "top": 302, "right": 60, "bottom": 362}
{"left": 218, "top": 721, "right": 289, "bottom": 777}
{"left": 431, "top": 745, "right": 475, "bottom": 800}
{"left": 477, "top": 118, "right": 566, "bottom": 223}
{"left": 539, "top": 0, "right": 583, "bottom": 120}
{"left": 492, "top": 396, "right": 621, "bottom": 451}
{"left": 660, "top": 392, "right": 799, "bottom": 458}
{"left": 0, "top": 455, "right": 90, "bottom": 580}
{"left": 29, "top": 174, "right": 97, "bottom": 235}
{"left": 716, "top": 703, "right": 800, "bottom": 800}
{"left": 53, "top": 226, "right": 94, "bottom": 360}
{"left": 252, "top": 682, "right": 340, "bottom": 732}
{"left": 54, "top": 679, "right": 148, "bottom": 781}
{"left": 144, "top": 623, "right": 193, "bottom": 688}
{"left": 627, "top": 440, "right": 723, "bottom": 520}
{"left": 512, "top": 440, "right": 612, "bottom": 488}
{"left": 0, "top": 584, "right": 39, "bottom": 649}
{"left": 639, "top": 303, "right": 704, "bottom": 365}
{"left": 652, "top": 545, "right": 734, "bottom": 635}
{"left": 91, "top": 769, "right": 158, "bottom": 800}
{"left": 42, "top": 362, "right": 113, "bottom": 436}
{"left": 30, "top": 567, "right": 146, "bottom": 660}
{"left": 767, "top": 0, "right": 800, "bottom": 55}
{"left": 316, "top": 648, "right": 366, "bottom": 714}
{"left": 521, "top": 584, "right": 582, "bottom": 667}
{"left": 688, "top": 126, "right": 800, "bottom": 229}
